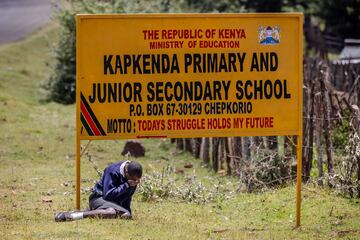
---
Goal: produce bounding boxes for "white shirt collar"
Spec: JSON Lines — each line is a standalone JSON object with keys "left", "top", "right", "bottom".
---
{"left": 120, "top": 160, "right": 130, "bottom": 177}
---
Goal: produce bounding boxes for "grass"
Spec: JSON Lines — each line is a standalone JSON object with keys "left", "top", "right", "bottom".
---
{"left": 0, "top": 23, "right": 360, "bottom": 240}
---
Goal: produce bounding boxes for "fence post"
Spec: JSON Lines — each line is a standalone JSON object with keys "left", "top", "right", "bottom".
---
{"left": 320, "top": 64, "right": 335, "bottom": 186}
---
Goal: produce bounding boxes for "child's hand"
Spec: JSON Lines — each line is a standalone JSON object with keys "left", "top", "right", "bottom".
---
{"left": 128, "top": 179, "right": 139, "bottom": 187}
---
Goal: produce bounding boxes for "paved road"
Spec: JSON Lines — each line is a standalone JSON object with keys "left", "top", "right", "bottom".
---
{"left": 0, "top": 0, "right": 52, "bottom": 44}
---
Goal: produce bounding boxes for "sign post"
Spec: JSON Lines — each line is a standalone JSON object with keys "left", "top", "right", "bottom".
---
{"left": 76, "top": 13, "right": 303, "bottom": 226}
{"left": 296, "top": 135, "right": 303, "bottom": 227}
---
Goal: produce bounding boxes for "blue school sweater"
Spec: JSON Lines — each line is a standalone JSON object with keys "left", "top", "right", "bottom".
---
{"left": 93, "top": 161, "right": 136, "bottom": 213}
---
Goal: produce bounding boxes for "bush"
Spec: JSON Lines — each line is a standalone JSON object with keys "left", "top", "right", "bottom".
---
{"left": 46, "top": 0, "right": 179, "bottom": 104}
{"left": 334, "top": 130, "right": 360, "bottom": 198}
{"left": 332, "top": 111, "right": 352, "bottom": 153}
{"left": 138, "top": 164, "right": 234, "bottom": 204}
{"left": 47, "top": 8, "right": 76, "bottom": 104}
{"left": 239, "top": 147, "right": 293, "bottom": 192}
{"left": 47, "top": 0, "right": 125, "bottom": 104}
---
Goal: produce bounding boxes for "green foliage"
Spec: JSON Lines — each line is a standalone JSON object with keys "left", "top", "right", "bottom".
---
{"left": 47, "top": 0, "right": 185, "bottom": 104}
{"left": 185, "top": 0, "right": 306, "bottom": 13}
{"left": 332, "top": 111, "right": 352, "bottom": 153}
{"left": 186, "top": 0, "right": 360, "bottom": 39}
{"left": 317, "top": 0, "right": 360, "bottom": 39}
{"left": 245, "top": 0, "right": 283, "bottom": 12}
{"left": 241, "top": 150, "right": 292, "bottom": 192}
{"left": 47, "top": 9, "right": 76, "bottom": 104}
{"left": 138, "top": 164, "right": 233, "bottom": 204}
{"left": 47, "top": 0, "right": 125, "bottom": 104}
{"left": 185, "top": 0, "right": 246, "bottom": 13}
{"left": 334, "top": 127, "right": 360, "bottom": 198}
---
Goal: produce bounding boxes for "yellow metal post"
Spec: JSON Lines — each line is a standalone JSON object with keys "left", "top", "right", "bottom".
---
{"left": 296, "top": 135, "right": 302, "bottom": 227}
{"left": 75, "top": 15, "right": 81, "bottom": 210}
{"left": 76, "top": 138, "right": 81, "bottom": 210}
{"left": 296, "top": 13, "right": 303, "bottom": 227}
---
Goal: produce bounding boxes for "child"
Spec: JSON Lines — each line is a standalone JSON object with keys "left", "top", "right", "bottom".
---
{"left": 55, "top": 161, "right": 142, "bottom": 222}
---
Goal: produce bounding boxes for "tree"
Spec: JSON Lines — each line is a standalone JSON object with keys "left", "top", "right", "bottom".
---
{"left": 317, "top": 0, "right": 360, "bottom": 39}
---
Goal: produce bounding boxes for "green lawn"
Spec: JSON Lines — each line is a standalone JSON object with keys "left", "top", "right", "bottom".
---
{"left": 0, "top": 24, "right": 359, "bottom": 240}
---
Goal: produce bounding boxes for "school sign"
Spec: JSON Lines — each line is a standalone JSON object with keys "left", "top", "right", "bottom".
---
{"left": 76, "top": 13, "right": 303, "bottom": 225}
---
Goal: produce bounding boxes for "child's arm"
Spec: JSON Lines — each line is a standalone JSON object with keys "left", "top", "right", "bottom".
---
{"left": 103, "top": 171, "right": 129, "bottom": 200}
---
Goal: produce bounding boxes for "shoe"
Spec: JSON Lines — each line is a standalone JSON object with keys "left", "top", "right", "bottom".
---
{"left": 55, "top": 212, "right": 73, "bottom": 222}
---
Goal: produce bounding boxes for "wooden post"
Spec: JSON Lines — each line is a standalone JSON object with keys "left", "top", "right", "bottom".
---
{"left": 316, "top": 94, "right": 324, "bottom": 186}
{"left": 185, "top": 138, "right": 192, "bottom": 153}
{"left": 223, "top": 138, "right": 231, "bottom": 175}
{"left": 233, "top": 137, "right": 242, "bottom": 176}
{"left": 320, "top": 65, "right": 335, "bottom": 185}
{"left": 212, "top": 138, "right": 220, "bottom": 172}
{"left": 193, "top": 138, "right": 202, "bottom": 158}
{"left": 242, "top": 137, "right": 251, "bottom": 161}
{"left": 200, "top": 137, "right": 210, "bottom": 164}
{"left": 302, "top": 60, "right": 310, "bottom": 180}
{"left": 219, "top": 138, "right": 225, "bottom": 170}
{"left": 176, "top": 138, "right": 184, "bottom": 150}
{"left": 305, "top": 63, "right": 316, "bottom": 181}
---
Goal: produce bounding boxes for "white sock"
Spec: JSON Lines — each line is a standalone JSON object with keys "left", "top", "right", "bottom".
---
{"left": 70, "top": 212, "right": 84, "bottom": 220}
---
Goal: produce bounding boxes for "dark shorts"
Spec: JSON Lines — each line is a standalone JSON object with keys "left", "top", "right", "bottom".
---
{"left": 89, "top": 192, "right": 129, "bottom": 215}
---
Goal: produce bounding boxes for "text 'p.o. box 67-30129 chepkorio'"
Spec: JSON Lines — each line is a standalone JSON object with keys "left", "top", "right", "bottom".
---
{"left": 76, "top": 13, "right": 303, "bottom": 226}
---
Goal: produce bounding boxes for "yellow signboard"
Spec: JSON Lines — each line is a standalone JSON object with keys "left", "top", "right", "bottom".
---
{"left": 76, "top": 14, "right": 303, "bottom": 227}
{"left": 76, "top": 13, "right": 303, "bottom": 140}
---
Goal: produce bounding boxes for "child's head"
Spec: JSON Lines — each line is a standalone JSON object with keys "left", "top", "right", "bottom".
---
{"left": 126, "top": 161, "right": 142, "bottom": 181}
